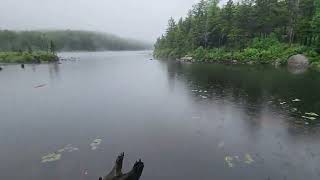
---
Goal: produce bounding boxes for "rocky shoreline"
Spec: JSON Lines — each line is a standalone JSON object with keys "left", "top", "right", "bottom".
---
{"left": 177, "top": 54, "right": 311, "bottom": 69}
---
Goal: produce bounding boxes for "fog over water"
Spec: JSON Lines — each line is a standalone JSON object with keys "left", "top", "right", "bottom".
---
{"left": 0, "top": 0, "right": 230, "bottom": 42}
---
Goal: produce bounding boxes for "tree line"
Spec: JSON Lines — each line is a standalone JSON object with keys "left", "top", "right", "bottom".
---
{"left": 0, "top": 30, "right": 151, "bottom": 52}
{"left": 154, "top": 0, "right": 320, "bottom": 59}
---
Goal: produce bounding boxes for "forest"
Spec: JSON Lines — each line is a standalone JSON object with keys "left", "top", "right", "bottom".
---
{"left": 154, "top": 0, "right": 320, "bottom": 67}
{"left": 0, "top": 30, "right": 151, "bottom": 52}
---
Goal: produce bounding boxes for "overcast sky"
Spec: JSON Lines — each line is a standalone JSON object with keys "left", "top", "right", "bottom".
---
{"left": 0, "top": 0, "right": 228, "bottom": 42}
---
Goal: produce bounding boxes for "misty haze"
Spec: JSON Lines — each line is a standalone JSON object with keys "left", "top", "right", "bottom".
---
{"left": 0, "top": 0, "right": 203, "bottom": 42}
{"left": 1, "top": 0, "right": 320, "bottom": 180}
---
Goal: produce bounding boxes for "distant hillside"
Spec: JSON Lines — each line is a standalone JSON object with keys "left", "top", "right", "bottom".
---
{"left": 0, "top": 30, "right": 151, "bottom": 51}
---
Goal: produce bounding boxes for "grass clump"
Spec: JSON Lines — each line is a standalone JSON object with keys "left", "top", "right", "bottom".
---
{"left": 0, "top": 51, "right": 58, "bottom": 63}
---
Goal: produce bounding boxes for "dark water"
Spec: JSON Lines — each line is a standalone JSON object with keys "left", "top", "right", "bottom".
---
{"left": 1, "top": 51, "right": 320, "bottom": 180}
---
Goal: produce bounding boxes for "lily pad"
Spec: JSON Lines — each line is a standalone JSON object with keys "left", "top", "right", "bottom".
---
{"left": 90, "top": 138, "right": 102, "bottom": 150}
{"left": 292, "top": 99, "right": 301, "bottom": 102}
{"left": 244, "top": 153, "right": 254, "bottom": 164}
{"left": 41, "top": 144, "right": 79, "bottom": 163}
{"left": 57, "top": 149, "right": 65, "bottom": 153}
{"left": 41, "top": 153, "right": 61, "bottom": 163}
{"left": 302, "top": 116, "right": 317, "bottom": 120}
{"left": 224, "top": 153, "right": 256, "bottom": 167}
{"left": 58, "top": 144, "right": 79, "bottom": 153}
{"left": 225, "top": 156, "right": 234, "bottom": 168}
{"left": 64, "top": 144, "right": 79, "bottom": 152}
{"left": 234, "top": 156, "right": 240, "bottom": 161}
{"left": 305, "top": 112, "right": 319, "bottom": 117}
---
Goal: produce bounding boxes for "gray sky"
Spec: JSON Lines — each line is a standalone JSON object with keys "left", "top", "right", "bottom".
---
{"left": 0, "top": 0, "right": 227, "bottom": 42}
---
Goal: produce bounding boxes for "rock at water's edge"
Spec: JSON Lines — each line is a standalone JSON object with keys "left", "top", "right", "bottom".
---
{"left": 273, "top": 59, "right": 282, "bottom": 68}
{"left": 180, "top": 56, "right": 193, "bottom": 62}
{"left": 287, "top": 54, "right": 309, "bottom": 68}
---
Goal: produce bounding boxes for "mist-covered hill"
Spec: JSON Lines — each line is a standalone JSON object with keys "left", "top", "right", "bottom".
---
{"left": 0, "top": 30, "right": 152, "bottom": 51}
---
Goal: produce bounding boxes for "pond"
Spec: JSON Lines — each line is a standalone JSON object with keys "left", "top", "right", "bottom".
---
{"left": 0, "top": 51, "right": 320, "bottom": 180}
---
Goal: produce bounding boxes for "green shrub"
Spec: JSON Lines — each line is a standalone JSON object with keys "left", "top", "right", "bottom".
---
{"left": 0, "top": 51, "right": 58, "bottom": 63}
{"left": 192, "top": 47, "right": 206, "bottom": 61}
{"left": 251, "top": 36, "right": 281, "bottom": 50}
{"left": 155, "top": 36, "right": 320, "bottom": 64}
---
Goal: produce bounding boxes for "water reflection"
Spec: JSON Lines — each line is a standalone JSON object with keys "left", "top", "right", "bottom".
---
{"left": 48, "top": 63, "right": 61, "bottom": 81}
{"left": 0, "top": 52, "right": 320, "bottom": 180}
{"left": 287, "top": 66, "right": 308, "bottom": 74}
{"left": 163, "top": 61, "right": 320, "bottom": 179}
{"left": 165, "top": 62, "right": 320, "bottom": 130}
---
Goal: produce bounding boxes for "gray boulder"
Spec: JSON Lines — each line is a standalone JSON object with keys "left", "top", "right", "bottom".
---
{"left": 287, "top": 54, "right": 309, "bottom": 68}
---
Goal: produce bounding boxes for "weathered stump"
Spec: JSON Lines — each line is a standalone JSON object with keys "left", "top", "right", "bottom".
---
{"left": 100, "top": 153, "right": 144, "bottom": 180}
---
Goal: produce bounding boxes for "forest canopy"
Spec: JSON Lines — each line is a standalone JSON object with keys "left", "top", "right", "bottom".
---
{"left": 154, "top": 0, "right": 320, "bottom": 64}
{"left": 0, "top": 30, "right": 151, "bottom": 52}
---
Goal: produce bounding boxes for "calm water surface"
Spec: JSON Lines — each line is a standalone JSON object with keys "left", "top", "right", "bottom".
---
{"left": 1, "top": 51, "right": 320, "bottom": 180}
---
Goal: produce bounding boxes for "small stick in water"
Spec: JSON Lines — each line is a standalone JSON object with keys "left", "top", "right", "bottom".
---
{"left": 34, "top": 84, "right": 47, "bottom": 88}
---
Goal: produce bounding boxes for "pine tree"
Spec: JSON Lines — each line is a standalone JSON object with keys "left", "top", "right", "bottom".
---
{"left": 49, "top": 40, "right": 56, "bottom": 54}
{"left": 312, "top": 0, "right": 320, "bottom": 49}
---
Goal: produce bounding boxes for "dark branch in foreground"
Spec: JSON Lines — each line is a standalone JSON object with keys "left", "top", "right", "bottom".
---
{"left": 100, "top": 153, "right": 144, "bottom": 180}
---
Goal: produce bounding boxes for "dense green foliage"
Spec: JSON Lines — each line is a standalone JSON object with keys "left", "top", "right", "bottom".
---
{"left": 189, "top": 37, "right": 319, "bottom": 64}
{"left": 0, "top": 30, "right": 150, "bottom": 52}
{"left": 0, "top": 51, "right": 58, "bottom": 63}
{"left": 154, "top": 0, "right": 320, "bottom": 64}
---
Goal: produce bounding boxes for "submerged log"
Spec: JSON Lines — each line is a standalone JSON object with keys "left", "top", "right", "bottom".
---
{"left": 100, "top": 153, "right": 144, "bottom": 180}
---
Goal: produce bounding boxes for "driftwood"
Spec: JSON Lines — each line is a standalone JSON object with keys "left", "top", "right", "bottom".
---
{"left": 99, "top": 153, "right": 144, "bottom": 180}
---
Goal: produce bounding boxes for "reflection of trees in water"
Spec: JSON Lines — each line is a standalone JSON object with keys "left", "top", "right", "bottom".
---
{"left": 164, "top": 61, "right": 320, "bottom": 135}
{"left": 164, "top": 61, "right": 183, "bottom": 92}
{"left": 49, "top": 62, "right": 61, "bottom": 81}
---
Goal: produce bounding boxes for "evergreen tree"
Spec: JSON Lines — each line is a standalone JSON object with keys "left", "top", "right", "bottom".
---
{"left": 50, "top": 40, "right": 56, "bottom": 54}
{"left": 154, "top": 0, "right": 319, "bottom": 59}
{"left": 312, "top": 0, "right": 320, "bottom": 49}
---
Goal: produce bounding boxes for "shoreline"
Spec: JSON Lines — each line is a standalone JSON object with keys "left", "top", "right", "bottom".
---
{"left": 0, "top": 51, "right": 59, "bottom": 64}
{"left": 176, "top": 58, "right": 260, "bottom": 65}
{"left": 177, "top": 57, "right": 320, "bottom": 72}
{"left": 153, "top": 54, "right": 320, "bottom": 72}
{"left": 154, "top": 47, "right": 320, "bottom": 70}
